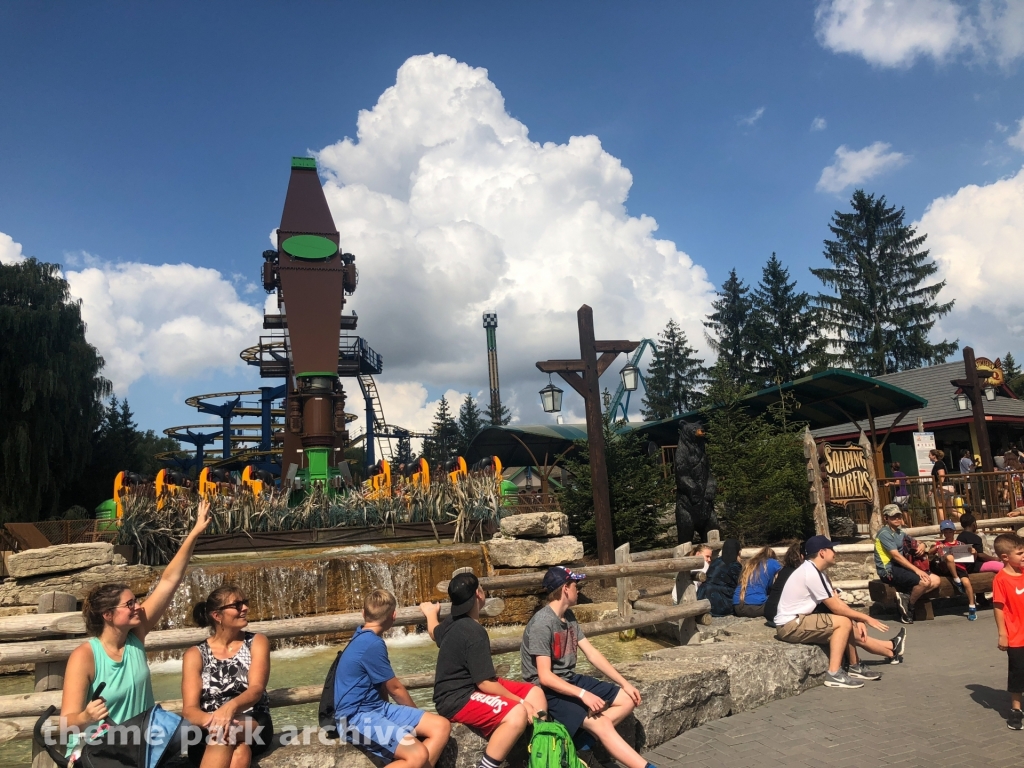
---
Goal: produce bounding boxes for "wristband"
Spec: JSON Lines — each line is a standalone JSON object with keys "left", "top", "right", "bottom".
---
{"left": 578, "top": 688, "right": 586, "bottom": 699}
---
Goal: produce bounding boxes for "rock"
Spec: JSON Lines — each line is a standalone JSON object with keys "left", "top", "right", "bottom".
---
{"left": 7, "top": 543, "right": 115, "bottom": 579}
{"left": 0, "top": 563, "right": 157, "bottom": 606}
{"left": 484, "top": 536, "right": 583, "bottom": 568}
{"left": 644, "top": 639, "right": 828, "bottom": 713}
{"left": 255, "top": 740, "right": 375, "bottom": 768}
{"left": 499, "top": 513, "right": 569, "bottom": 539}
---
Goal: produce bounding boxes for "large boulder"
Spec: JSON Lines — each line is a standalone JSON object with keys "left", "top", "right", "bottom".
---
{"left": 0, "top": 563, "right": 157, "bottom": 606}
{"left": 644, "top": 640, "right": 828, "bottom": 713}
{"left": 484, "top": 536, "right": 583, "bottom": 568}
{"left": 255, "top": 741, "right": 374, "bottom": 768}
{"left": 499, "top": 513, "right": 569, "bottom": 539}
{"left": 7, "top": 543, "right": 115, "bottom": 579}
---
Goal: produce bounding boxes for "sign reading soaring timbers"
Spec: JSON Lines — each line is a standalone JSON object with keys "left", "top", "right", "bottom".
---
{"left": 822, "top": 442, "right": 873, "bottom": 504}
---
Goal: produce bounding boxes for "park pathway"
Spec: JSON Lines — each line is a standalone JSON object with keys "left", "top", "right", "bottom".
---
{"left": 645, "top": 610, "right": 1020, "bottom": 767}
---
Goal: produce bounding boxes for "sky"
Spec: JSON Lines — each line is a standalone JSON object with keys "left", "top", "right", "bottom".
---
{"left": 2, "top": 1, "right": 1024, "bottom": 446}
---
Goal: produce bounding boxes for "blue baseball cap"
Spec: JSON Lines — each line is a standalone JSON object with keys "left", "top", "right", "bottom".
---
{"left": 805, "top": 535, "right": 837, "bottom": 556}
{"left": 542, "top": 566, "right": 586, "bottom": 593}
{"left": 940, "top": 519, "right": 956, "bottom": 532}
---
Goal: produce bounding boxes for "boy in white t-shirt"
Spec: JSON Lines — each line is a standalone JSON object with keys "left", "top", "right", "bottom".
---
{"left": 774, "top": 536, "right": 906, "bottom": 689}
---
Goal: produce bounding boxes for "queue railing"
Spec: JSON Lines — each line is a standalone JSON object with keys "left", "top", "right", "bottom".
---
{"left": 876, "top": 471, "right": 1024, "bottom": 526}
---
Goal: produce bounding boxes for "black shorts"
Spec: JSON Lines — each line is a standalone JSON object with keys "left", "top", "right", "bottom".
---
{"left": 882, "top": 564, "right": 921, "bottom": 594}
{"left": 1008, "top": 647, "right": 1024, "bottom": 693}
{"left": 542, "top": 673, "right": 620, "bottom": 737}
{"left": 187, "top": 709, "right": 273, "bottom": 763}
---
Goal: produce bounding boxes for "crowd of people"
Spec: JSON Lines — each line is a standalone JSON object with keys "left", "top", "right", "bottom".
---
{"left": 54, "top": 494, "right": 1024, "bottom": 765}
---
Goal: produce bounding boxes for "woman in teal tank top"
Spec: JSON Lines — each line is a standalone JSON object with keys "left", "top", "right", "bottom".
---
{"left": 60, "top": 500, "right": 212, "bottom": 750}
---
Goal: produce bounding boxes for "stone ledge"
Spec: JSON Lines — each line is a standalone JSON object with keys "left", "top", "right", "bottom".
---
{"left": 483, "top": 536, "right": 584, "bottom": 568}
{"left": 499, "top": 513, "right": 569, "bottom": 539}
{"left": 7, "top": 543, "right": 115, "bottom": 580}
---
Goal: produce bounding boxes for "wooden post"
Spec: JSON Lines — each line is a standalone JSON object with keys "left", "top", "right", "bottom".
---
{"left": 615, "top": 543, "right": 632, "bottom": 621}
{"left": 32, "top": 591, "right": 75, "bottom": 768}
{"left": 673, "top": 543, "right": 700, "bottom": 645}
{"left": 860, "top": 430, "right": 882, "bottom": 537}
{"left": 707, "top": 529, "right": 720, "bottom": 545}
{"left": 804, "top": 426, "right": 830, "bottom": 537}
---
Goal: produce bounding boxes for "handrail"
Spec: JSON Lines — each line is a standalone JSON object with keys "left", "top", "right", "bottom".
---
{"left": 437, "top": 556, "right": 706, "bottom": 592}
{"left": 2, "top": 600, "right": 710, "bottom": 742}
{"left": 0, "top": 600, "right": 506, "bottom": 664}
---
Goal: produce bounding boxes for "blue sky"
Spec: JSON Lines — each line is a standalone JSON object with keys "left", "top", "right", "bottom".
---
{"left": 3, "top": 1, "right": 1024, "bottom": 438}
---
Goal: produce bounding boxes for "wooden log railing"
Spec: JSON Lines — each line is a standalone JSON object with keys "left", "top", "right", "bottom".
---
{"left": 0, "top": 600, "right": 507, "bottom": 665}
{"left": 0, "top": 599, "right": 709, "bottom": 743}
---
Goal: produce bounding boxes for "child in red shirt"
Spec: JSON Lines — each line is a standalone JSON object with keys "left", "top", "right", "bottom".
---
{"left": 992, "top": 533, "right": 1024, "bottom": 730}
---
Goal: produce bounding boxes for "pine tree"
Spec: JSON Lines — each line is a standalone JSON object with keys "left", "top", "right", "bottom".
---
{"left": 392, "top": 434, "right": 413, "bottom": 466}
{"left": 641, "top": 319, "right": 705, "bottom": 420}
{"left": 423, "top": 396, "right": 460, "bottom": 466}
{"left": 1004, "top": 353, "right": 1024, "bottom": 398}
{"left": 811, "top": 190, "right": 957, "bottom": 376}
{"left": 704, "top": 269, "right": 754, "bottom": 387}
{"left": 748, "top": 253, "right": 817, "bottom": 387}
{"left": 1, "top": 258, "right": 110, "bottom": 521}
{"left": 485, "top": 399, "right": 512, "bottom": 426}
{"left": 456, "top": 395, "right": 483, "bottom": 456}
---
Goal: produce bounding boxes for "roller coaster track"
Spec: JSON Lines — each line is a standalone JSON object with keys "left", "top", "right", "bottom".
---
{"left": 357, "top": 374, "right": 393, "bottom": 462}
{"left": 607, "top": 338, "right": 655, "bottom": 422}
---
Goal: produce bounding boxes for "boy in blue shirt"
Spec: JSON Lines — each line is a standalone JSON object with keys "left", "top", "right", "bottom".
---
{"left": 334, "top": 589, "right": 451, "bottom": 768}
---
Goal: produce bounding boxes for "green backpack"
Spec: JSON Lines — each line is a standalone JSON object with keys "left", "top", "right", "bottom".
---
{"left": 528, "top": 718, "right": 587, "bottom": 768}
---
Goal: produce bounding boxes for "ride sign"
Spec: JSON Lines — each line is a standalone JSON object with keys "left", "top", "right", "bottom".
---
{"left": 822, "top": 442, "right": 873, "bottom": 504}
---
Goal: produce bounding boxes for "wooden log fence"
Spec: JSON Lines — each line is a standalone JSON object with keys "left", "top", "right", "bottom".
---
{"left": 0, "top": 599, "right": 710, "bottom": 743}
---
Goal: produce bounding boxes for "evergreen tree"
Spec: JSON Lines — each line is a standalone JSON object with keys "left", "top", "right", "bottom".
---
{"left": 562, "top": 419, "right": 671, "bottom": 553}
{"left": 704, "top": 269, "right": 754, "bottom": 387}
{"left": 456, "top": 395, "right": 483, "bottom": 456}
{"left": 641, "top": 319, "right": 705, "bottom": 420}
{"left": 811, "top": 190, "right": 957, "bottom": 376}
{"left": 749, "top": 253, "right": 817, "bottom": 387}
{"left": 423, "top": 396, "right": 460, "bottom": 466}
{"left": 1, "top": 258, "right": 110, "bottom": 521}
{"left": 1004, "top": 353, "right": 1024, "bottom": 398}
{"left": 703, "top": 360, "right": 811, "bottom": 544}
{"left": 485, "top": 399, "right": 512, "bottom": 426}
{"left": 392, "top": 434, "right": 413, "bottom": 467}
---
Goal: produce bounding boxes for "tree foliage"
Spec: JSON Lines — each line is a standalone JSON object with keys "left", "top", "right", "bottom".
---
{"left": 811, "top": 190, "right": 956, "bottom": 376}
{"left": 1004, "top": 353, "right": 1024, "bottom": 398}
{"left": 642, "top": 319, "right": 705, "bottom": 420}
{"left": 748, "top": 253, "right": 818, "bottom": 387}
{"left": 704, "top": 269, "right": 754, "bottom": 387}
{"left": 1, "top": 258, "right": 110, "bottom": 521}
{"left": 423, "top": 396, "right": 460, "bottom": 466}
{"left": 457, "top": 395, "right": 484, "bottom": 457}
{"left": 703, "top": 361, "right": 811, "bottom": 545}
{"left": 485, "top": 398, "right": 512, "bottom": 426}
{"left": 562, "top": 420, "right": 671, "bottom": 553}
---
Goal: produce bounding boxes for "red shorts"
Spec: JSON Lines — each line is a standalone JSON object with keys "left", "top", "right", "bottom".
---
{"left": 450, "top": 678, "right": 536, "bottom": 736}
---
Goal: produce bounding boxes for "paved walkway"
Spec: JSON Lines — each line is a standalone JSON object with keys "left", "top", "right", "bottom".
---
{"left": 645, "top": 607, "right": 1021, "bottom": 767}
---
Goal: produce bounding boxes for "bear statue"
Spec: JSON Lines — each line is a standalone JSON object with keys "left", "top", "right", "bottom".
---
{"left": 674, "top": 420, "right": 718, "bottom": 544}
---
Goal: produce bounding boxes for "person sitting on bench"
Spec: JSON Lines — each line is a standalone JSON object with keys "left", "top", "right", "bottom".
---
{"left": 930, "top": 519, "right": 977, "bottom": 620}
{"left": 874, "top": 505, "right": 941, "bottom": 624}
{"left": 958, "top": 512, "right": 1002, "bottom": 573}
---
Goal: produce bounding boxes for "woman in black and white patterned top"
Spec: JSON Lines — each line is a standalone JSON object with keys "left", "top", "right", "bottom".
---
{"left": 182, "top": 585, "right": 272, "bottom": 767}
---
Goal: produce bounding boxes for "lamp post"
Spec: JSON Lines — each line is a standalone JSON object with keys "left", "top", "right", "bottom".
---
{"left": 950, "top": 346, "right": 995, "bottom": 472}
{"left": 536, "top": 305, "right": 639, "bottom": 567}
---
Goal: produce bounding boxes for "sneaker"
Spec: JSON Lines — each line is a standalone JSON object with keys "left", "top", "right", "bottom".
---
{"left": 887, "top": 654, "right": 903, "bottom": 665}
{"left": 952, "top": 579, "right": 966, "bottom": 595}
{"left": 1008, "top": 708, "right": 1023, "bottom": 730}
{"left": 891, "top": 627, "right": 907, "bottom": 659}
{"left": 846, "top": 663, "right": 882, "bottom": 681}
{"left": 895, "top": 591, "right": 911, "bottom": 621}
{"left": 824, "top": 670, "right": 864, "bottom": 689}
{"left": 901, "top": 603, "right": 916, "bottom": 625}
{"left": 968, "top": 606, "right": 977, "bottom": 621}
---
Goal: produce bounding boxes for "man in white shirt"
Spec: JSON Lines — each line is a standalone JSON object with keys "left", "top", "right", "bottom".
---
{"left": 774, "top": 536, "right": 907, "bottom": 689}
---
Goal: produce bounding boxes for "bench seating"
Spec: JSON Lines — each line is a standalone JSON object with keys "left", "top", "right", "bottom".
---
{"left": 868, "top": 571, "right": 996, "bottom": 620}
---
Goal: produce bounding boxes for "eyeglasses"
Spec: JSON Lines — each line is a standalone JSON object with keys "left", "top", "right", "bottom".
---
{"left": 214, "top": 599, "right": 249, "bottom": 613}
{"left": 118, "top": 597, "right": 138, "bottom": 610}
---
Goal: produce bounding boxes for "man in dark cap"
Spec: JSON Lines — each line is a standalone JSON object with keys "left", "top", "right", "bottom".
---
{"left": 775, "top": 535, "right": 905, "bottom": 689}
{"left": 420, "top": 573, "right": 546, "bottom": 768}
{"left": 520, "top": 566, "right": 658, "bottom": 768}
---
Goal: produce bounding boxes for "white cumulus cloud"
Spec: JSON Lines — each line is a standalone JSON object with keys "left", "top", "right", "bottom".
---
{"left": 811, "top": 117, "right": 828, "bottom": 132}
{"left": 815, "top": 0, "right": 1024, "bottom": 68}
{"left": 1009, "top": 117, "right": 1024, "bottom": 151}
{"left": 919, "top": 166, "right": 1024, "bottom": 354}
{"left": 0, "top": 232, "right": 25, "bottom": 265}
{"left": 65, "top": 261, "right": 262, "bottom": 393}
{"left": 816, "top": 141, "right": 908, "bottom": 193}
{"left": 315, "top": 53, "right": 715, "bottom": 423}
{"left": 738, "top": 107, "right": 765, "bottom": 127}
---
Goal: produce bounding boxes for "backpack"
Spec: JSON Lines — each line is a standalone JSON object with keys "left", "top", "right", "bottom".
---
{"left": 318, "top": 648, "right": 346, "bottom": 739}
{"left": 528, "top": 718, "right": 587, "bottom": 768}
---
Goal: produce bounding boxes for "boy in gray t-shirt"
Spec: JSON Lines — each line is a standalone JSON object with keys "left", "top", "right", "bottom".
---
{"left": 519, "top": 567, "right": 658, "bottom": 768}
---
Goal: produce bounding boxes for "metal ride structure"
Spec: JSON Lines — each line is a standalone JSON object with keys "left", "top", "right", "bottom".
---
{"left": 483, "top": 311, "right": 502, "bottom": 424}
{"left": 606, "top": 338, "right": 655, "bottom": 421}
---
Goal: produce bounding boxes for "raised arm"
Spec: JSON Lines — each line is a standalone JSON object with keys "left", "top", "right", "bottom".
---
{"left": 418, "top": 601, "right": 441, "bottom": 641}
{"left": 134, "top": 500, "right": 212, "bottom": 640}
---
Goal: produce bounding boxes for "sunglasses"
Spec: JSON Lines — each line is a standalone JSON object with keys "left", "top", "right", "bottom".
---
{"left": 214, "top": 599, "right": 249, "bottom": 613}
